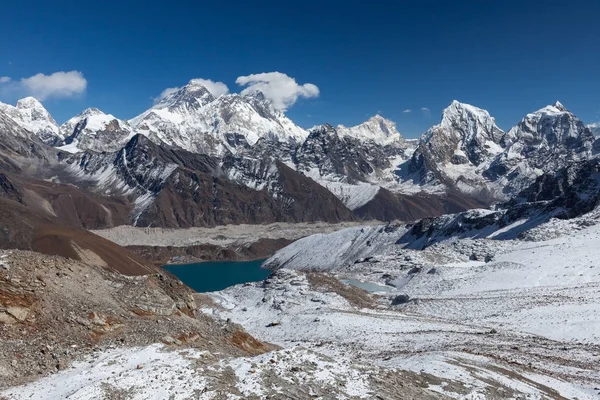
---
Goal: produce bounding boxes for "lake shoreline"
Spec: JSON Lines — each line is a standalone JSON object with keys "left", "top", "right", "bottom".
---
{"left": 164, "top": 259, "right": 271, "bottom": 293}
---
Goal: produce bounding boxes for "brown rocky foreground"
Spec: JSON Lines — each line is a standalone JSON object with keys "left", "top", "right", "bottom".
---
{"left": 0, "top": 249, "right": 274, "bottom": 389}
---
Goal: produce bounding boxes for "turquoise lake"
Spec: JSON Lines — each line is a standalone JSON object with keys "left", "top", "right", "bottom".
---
{"left": 163, "top": 259, "right": 271, "bottom": 293}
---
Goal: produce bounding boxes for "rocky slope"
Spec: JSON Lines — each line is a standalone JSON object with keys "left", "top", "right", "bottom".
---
{"left": 0, "top": 249, "right": 447, "bottom": 399}
{"left": 0, "top": 196, "right": 153, "bottom": 275}
{"left": 63, "top": 134, "right": 355, "bottom": 228}
{"left": 58, "top": 108, "right": 134, "bottom": 153}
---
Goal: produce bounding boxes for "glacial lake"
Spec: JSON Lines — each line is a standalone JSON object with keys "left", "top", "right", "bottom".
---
{"left": 164, "top": 259, "right": 271, "bottom": 293}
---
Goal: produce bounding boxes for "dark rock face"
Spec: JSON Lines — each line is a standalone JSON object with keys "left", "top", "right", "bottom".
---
{"left": 509, "top": 158, "right": 600, "bottom": 218}
{"left": 67, "top": 135, "right": 355, "bottom": 228}
{"left": 294, "top": 124, "right": 407, "bottom": 184}
{"left": 396, "top": 157, "right": 600, "bottom": 250}
{"left": 354, "top": 187, "right": 486, "bottom": 222}
{"left": 0, "top": 112, "right": 57, "bottom": 173}
{"left": 391, "top": 294, "right": 410, "bottom": 305}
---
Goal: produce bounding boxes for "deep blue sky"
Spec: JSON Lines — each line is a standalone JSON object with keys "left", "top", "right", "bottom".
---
{"left": 1, "top": 1, "right": 599, "bottom": 137}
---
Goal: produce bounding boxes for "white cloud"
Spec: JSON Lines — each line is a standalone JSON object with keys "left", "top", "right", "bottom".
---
{"left": 152, "top": 78, "right": 229, "bottom": 104}
{"left": 189, "top": 78, "right": 229, "bottom": 97}
{"left": 421, "top": 107, "right": 430, "bottom": 112}
{"left": 152, "top": 87, "right": 181, "bottom": 104}
{"left": 403, "top": 109, "right": 412, "bottom": 113}
{"left": 21, "top": 71, "right": 87, "bottom": 100}
{"left": 0, "top": 71, "right": 87, "bottom": 100}
{"left": 235, "top": 71, "right": 319, "bottom": 111}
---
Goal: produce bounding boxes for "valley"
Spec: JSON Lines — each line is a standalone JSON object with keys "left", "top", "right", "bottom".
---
{"left": 1, "top": 80, "right": 600, "bottom": 399}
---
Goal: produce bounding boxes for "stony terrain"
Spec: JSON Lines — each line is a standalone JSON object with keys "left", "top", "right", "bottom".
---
{"left": 0, "top": 249, "right": 449, "bottom": 399}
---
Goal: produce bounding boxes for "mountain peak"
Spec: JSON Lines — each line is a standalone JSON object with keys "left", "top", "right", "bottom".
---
{"left": 336, "top": 115, "right": 404, "bottom": 145}
{"left": 438, "top": 101, "right": 501, "bottom": 134}
{"left": 243, "top": 90, "right": 267, "bottom": 102}
{"left": 77, "top": 107, "right": 105, "bottom": 118}
{"left": 554, "top": 101, "right": 566, "bottom": 111}
{"left": 526, "top": 102, "right": 571, "bottom": 120}
{"left": 152, "top": 81, "right": 215, "bottom": 112}
{"left": 16, "top": 97, "right": 44, "bottom": 110}
{"left": 442, "top": 100, "right": 489, "bottom": 119}
{"left": 0, "top": 97, "right": 60, "bottom": 145}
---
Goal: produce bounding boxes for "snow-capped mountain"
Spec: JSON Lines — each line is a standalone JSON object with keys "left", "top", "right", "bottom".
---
{"left": 0, "top": 105, "right": 58, "bottom": 173}
{"left": 58, "top": 108, "right": 134, "bottom": 153}
{"left": 401, "top": 100, "right": 506, "bottom": 196}
{"left": 487, "top": 101, "right": 595, "bottom": 197}
{"left": 129, "top": 80, "right": 308, "bottom": 156}
{"left": 399, "top": 100, "right": 597, "bottom": 202}
{"left": 336, "top": 115, "right": 405, "bottom": 145}
{"left": 0, "top": 97, "right": 61, "bottom": 145}
{"left": 3, "top": 88, "right": 599, "bottom": 229}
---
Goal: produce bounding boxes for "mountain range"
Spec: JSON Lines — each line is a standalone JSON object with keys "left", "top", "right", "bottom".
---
{"left": 1, "top": 79, "right": 599, "bottom": 232}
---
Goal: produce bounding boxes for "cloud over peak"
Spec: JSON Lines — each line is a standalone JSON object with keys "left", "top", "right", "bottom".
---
{"left": 152, "top": 78, "right": 230, "bottom": 104}
{"left": 0, "top": 71, "right": 87, "bottom": 101}
{"left": 236, "top": 72, "right": 319, "bottom": 111}
{"left": 189, "top": 78, "right": 229, "bottom": 98}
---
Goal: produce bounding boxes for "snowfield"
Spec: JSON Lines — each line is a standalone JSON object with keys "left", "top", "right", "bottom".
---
{"left": 206, "top": 213, "right": 600, "bottom": 399}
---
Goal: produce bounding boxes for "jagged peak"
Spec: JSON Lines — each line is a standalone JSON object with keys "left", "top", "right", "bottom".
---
{"left": 554, "top": 101, "right": 566, "bottom": 111}
{"left": 442, "top": 100, "right": 493, "bottom": 122}
{"left": 77, "top": 107, "right": 105, "bottom": 117}
{"left": 521, "top": 102, "right": 572, "bottom": 122}
{"left": 242, "top": 90, "right": 267, "bottom": 102}
{"left": 309, "top": 123, "right": 336, "bottom": 135}
{"left": 440, "top": 100, "right": 502, "bottom": 131}
{"left": 419, "top": 101, "right": 504, "bottom": 148}
{"left": 15, "top": 96, "right": 45, "bottom": 110}
{"left": 153, "top": 81, "right": 215, "bottom": 111}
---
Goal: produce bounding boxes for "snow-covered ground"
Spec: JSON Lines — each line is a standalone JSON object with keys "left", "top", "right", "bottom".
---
{"left": 204, "top": 215, "right": 600, "bottom": 399}
{"left": 2, "top": 341, "right": 445, "bottom": 399}
{"left": 6, "top": 206, "right": 600, "bottom": 398}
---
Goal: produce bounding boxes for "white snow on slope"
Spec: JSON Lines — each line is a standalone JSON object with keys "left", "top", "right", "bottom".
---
{"left": 263, "top": 224, "right": 405, "bottom": 271}
{"left": 300, "top": 168, "right": 381, "bottom": 210}
{"left": 206, "top": 265, "right": 600, "bottom": 399}
{"left": 0, "top": 97, "right": 60, "bottom": 143}
{"left": 1, "top": 344, "right": 381, "bottom": 399}
{"left": 209, "top": 215, "right": 600, "bottom": 399}
{"left": 58, "top": 108, "right": 135, "bottom": 153}
{"left": 130, "top": 81, "right": 308, "bottom": 156}
{"left": 337, "top": 115, "right": 404, "bottom": 145}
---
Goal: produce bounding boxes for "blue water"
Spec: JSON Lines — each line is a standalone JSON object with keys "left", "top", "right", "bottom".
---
{"left": 163, "top": 259, "right": 271, "bottom": 293}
